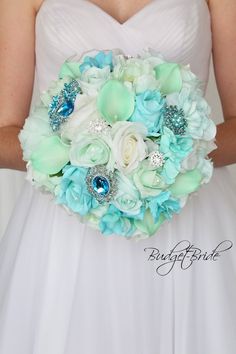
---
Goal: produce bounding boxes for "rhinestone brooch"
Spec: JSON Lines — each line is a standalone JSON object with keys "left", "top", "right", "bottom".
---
{"left": 88, "top": 118, "right": 111, "bottom": 136}
{"left": 163, "top": 105, "right": 188, "bottom": 135}
{"left": 48, "top": 79, "right": 81, "bottom": 132}
{"left": 86, "top": 165, "right": 118, "bottom": 204}
{"left": 148, "top": 151, "right": 165, "bottom": 168}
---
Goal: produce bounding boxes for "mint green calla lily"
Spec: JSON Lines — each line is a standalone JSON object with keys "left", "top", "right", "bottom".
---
{"left": 134, "top": 209, "right": 166, "bottom": 236}
{"left": 30, "top": 136, "right": 70, "bottom": 175}
{"left": 97, "top": 79, "right": 135, "bottom": 124}
{"left": 59, "top": 61, "right": 81, "bottom": 79}
{"left": 154, "top": 63, "right": 182, "bottom": 95}
{"left": 169, "top": 169, "right": 202, "bottom": 197}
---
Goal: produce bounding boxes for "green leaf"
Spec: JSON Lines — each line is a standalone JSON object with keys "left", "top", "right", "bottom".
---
{"left": 59, "top": 61, "right": 81, "bottom": 79}
{"left": 154, "top": 63, "right": 182, "bottom": 95}
{"left": 97, "top": 79, "right": 135, "bottom": 124}
{"left": 169, "top": 169, "right": 202, "bottom": 197}
{"left": 30, "top": 136, "right": 70, "bottom": 175}
{"left": 134, "top": 209, "right": 166, "bottom": 236}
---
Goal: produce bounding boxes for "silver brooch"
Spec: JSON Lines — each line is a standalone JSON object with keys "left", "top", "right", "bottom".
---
{"left": 48, "top": 79, "right": 81, "bottom": 132}
{"left": 163, "top": 104, "right": 187, "bottom": 135}
{"left": 86, "top": 165, "right": 118, "bottom": 204}
{"left": 88, "top": 118, "right": 111, "bottom": 136}
{"left": 148, "top": 151, "right": 165, "bottom": 168}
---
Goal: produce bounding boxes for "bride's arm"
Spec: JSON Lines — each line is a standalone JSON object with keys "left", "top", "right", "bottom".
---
{"left": 208, "top": 0, "right": 236, "bottom": 167}
{"left": 0, "top": 0, "right": 39, "bottom": 171}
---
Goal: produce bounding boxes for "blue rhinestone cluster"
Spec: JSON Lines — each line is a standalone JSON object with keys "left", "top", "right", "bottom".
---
{"left": 86, "top": 165, "right": 118, "bottom": 204}
{"left": 163, "top": 105, "right": 188, "bottom": 135}
{"left": 48, "top": 79, "right": 81, "bottom": 132}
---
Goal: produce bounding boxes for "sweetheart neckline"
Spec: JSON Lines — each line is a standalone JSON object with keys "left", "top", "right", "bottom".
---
{"left": 37, "top": 0, "right": 210, "bottom": 28}
{"left": 80, "top": 0, "right": 158, "bottom": 26}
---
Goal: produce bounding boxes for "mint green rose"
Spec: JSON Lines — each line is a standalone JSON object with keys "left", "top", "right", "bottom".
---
{"left": 69, "top": 133, "right": 112, "bottom": 168}
{"left": 112, "top": 173, "right": 142, "bottom": 216}
{"left": 132, "top": 160, "right": 167, "bottom": 197}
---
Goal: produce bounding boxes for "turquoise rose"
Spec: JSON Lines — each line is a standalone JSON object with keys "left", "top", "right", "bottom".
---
{"left": 160, "top": 127, "right": 193, "bottom": 160}
{"left": 146, "top": 191, "right": 181, "bottom": 223}
{"left": 160, "top": 159, "right": 181, "bottom": 185}
{"left": 159, "top": 127, "right": 193, "bottom": 183}
{"left": 99, "top": 205, "right": 136, "bottom": 237}
{"left": 57, "top": 165, "right": 98, "bottom": 215}
{"left": 112, "top": 173, "right": 142, "bottom": 216}
{"left": 129, "top": 90, "right": 166, "bottom": 136}
{"left": 79, "top": 50, "right": 113, "bottom": 73}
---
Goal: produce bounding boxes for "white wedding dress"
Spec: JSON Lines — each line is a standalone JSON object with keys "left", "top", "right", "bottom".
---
{"left": 0, "top": 0, "right": 236, "bottom": 353}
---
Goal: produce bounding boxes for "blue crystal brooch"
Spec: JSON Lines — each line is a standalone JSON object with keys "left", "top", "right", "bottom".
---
{"left": 86, "top": 165, "right": 118, "bottom": 204}
{"left": 163, "top": 104, "right": 187, "bottom": 135}
{"left": 48, "top": 79, "right": 81, "bottom": 132}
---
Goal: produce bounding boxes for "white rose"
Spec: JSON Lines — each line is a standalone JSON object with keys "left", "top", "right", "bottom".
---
{"left": 78, "top": 66, "right": 111, "bottom": 96}
{"left": 60, "top": 95, "right": 97, "bottom": 142}
{"left": 26, "top": 162, "right": 61, "bottom": 195}
{"left": 181, "top": 140, "right": 216, "bottom": 183}
{"left": 113, "top": 57, "right": 153, "bottom": 83}
{"left": 111, "top": 121, "right": 148, "bottom": 174}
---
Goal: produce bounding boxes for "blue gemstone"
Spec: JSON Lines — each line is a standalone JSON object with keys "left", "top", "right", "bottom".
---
{"left": 92, "top": 176, "right": 110, "bottom": 196}
{"left": 56, "top": 100, "right": 74, "bottom": 117}
{"left": 49, "top": 96, "right": 60, "bottom": 112}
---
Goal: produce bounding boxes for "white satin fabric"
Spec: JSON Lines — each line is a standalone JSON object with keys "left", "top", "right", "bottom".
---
{"left": 0, "top": 1, "right": 236, "bottom": 353}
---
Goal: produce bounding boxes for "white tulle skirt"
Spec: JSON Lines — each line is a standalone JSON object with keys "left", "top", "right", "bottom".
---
{"left": 0, "top": 166, "right": 236, "bottom": 354}
{"left": 0, "top": 170, "right": 25, "bottom": 238}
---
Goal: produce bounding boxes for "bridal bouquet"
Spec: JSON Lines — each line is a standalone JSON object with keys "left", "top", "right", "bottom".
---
{"left": 19, "top": 48, "right": 217, "bottom": 240}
